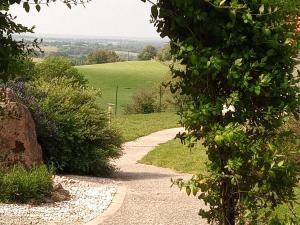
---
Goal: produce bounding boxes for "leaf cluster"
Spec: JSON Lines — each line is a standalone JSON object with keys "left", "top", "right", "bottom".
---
{"left": 147, "top": 0, "right": 300, "bottom": 224}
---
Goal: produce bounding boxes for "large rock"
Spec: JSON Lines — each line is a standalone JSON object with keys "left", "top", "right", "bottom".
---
{"left": 0, "top": 88, "right": 43, "bottom": 168}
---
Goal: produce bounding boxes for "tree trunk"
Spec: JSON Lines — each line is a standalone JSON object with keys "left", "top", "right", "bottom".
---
{"left": 222, "top": 180, "right": 235, "bottom": 225}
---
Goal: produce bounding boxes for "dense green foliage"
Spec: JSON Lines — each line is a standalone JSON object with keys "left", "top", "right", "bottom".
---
{"left": 148, "top": 0, "right": 300, "bottom": 224}
{"left": 157, "top": 44, "right": 172, "bottom": 62}
{"left": 0, "top": 0, "right": 89, "bottom": 82}
{"left": 24, "top": 77, "right": 122, "bottom": 176}
{"left": 138, "top": 45, "right": 157, "bottom": 60}
{"left": 0, "top": 165, "right": 53, "bottom": 203}
{"left": 0, "top": 2, "right": 35, "bottom": 82}
{"left": 112, "top": 112, "right": 179, "bottom": 142}
{"left": 34, "top": 56, "right": 87, "bottom": 85}
{"left": 86, "top": 50, "right": 120, "bottom": 65}
{"left": 77, "top": 61, "right": 169, "bottom": 112}
{"left": 8, "top": 57, "right": 123, "bottom": 176}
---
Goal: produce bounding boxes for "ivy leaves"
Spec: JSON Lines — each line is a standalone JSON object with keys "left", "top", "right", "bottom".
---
{"left": 152, "top": 0, "right": 299, "bottom": 224}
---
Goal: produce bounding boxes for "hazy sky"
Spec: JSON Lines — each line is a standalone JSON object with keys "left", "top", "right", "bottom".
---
{"left": 11, "top": 0, "right": 160, "bottom": 39}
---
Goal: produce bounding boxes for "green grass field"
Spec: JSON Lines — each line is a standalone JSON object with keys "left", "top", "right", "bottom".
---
{"left": 76, "top": 61, "right": 169, "bottom": 112}
{"left": 139, "top": 139, "right": 207, "bottom": 174}
{"left": 112, "top": 112, "right": 180, "bottom": 142}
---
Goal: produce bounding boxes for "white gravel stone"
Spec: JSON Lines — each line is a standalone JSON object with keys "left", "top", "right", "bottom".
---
{"left": 0, "top": 176, "right": 117, "bottom": 225}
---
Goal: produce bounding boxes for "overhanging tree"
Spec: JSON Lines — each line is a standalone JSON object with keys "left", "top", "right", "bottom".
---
{"left": 0, "top": 0, "right": 90, "bottom": 82}
{"left": 144, "top": 0, "right": 300, "bottom": 224}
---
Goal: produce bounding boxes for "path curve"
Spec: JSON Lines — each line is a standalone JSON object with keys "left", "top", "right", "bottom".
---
{"left": 99, "top": 128, "right": 207, "bottom": 225}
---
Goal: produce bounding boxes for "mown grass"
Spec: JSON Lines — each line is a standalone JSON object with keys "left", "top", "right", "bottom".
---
{"left": 76, "top": 61, "right": 169, "bottom": 113}
{"left": 112, "top": 112, "right": 179, "bottom": 142}
{"left": 139, "top": 139, "right": 207, "bottom": 174}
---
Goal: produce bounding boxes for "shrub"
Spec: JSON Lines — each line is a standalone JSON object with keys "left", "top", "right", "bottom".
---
{"left": 11, "top": 77, "right": 122, "bottom": 176}
{"left": 34, "top": 56, "right": 87, "bottom": 85}
{"left": 157, "top": 44, "right": 172, "bottom": 62}
{"left": 124, "top": 76, "right": 186, "bottom": 114}
{"left": 124, "top": 89, "right": 158, "bottom": 114}
{"left": 138, "top": 45, "right": 157, "bottom": 60}
{"left": 0, "top": 165, "right": 53, "bottom": 203}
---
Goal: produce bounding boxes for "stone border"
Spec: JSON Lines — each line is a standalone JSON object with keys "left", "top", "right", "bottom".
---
{"left": 85, "top": 186, "right": 127, "bottom": 225}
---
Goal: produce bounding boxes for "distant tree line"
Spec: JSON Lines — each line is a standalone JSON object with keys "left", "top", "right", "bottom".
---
{"left": 86, "top": 50, "right": 120, "bottom": 64}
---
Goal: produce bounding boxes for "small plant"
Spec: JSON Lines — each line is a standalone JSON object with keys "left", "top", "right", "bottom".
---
{"left": 0, "top": 165, "right": 53, "bottom": 203}
{"left": 124, "top": 79, "right": 181, "bottom": 114}
{"left": 125, "top": 89, "right": 158, "bottom": 114}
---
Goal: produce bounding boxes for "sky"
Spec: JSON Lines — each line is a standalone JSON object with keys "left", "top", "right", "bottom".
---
{"left": 11, "top": 0, "right": 160, "bottom": 39}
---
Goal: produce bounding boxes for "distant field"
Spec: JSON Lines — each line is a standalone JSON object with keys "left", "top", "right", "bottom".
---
{"left": 76, "top": 61, "right": 169, "bottom": 113}
{"left": 41, "top": 45, "right": 59, "bottom": 52}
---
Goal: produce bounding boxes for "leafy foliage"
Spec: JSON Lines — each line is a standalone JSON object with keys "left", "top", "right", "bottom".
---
{"left": 10, "top": 77, "right": 122, "bottom": 176}
{"left": 34, "top": 56, "right": 87, "bottom": 85}
{"left": 148, "top": 0, "right": 300, "bottom": 224}
{"left": 138, "top": 45, "right": 157, "bottom": 60}
{"left": 86, "top": 50, "right": 120, "bottom": 65}
{"left": 0, "top": 2, "right": 36, "bottom": 82}
{"left": 0, "top": 165, "right": 53, "bottom": 203}
{"left": 0, "top": 0, "right": 89, "bottom": 82}
{"left": 157, "top": 44, "right": 172, "bottom": 62}
{"left": 125, "top": 88, "right": 159, "bottom": 114}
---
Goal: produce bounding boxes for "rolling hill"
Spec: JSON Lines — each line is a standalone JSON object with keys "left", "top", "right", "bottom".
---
{"left": 76, "top": 60, "right": 169, "bottom": 113}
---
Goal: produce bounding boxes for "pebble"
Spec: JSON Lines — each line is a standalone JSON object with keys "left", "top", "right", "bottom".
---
{"left": 0, "top": 176, "right": 117, "bottom": 225}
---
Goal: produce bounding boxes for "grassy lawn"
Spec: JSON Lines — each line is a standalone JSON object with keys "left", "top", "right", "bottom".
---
{"left": 76, "top": 61, "right": 169, "bottom": 113}
{"left": 140, "top": 139, "right": 300, "bottom": 222}
{"left": 139, "top": 139, "right": 207, "bottom": 174}
{"left": 112, "top": 112, "right": 179, "bottom": 142}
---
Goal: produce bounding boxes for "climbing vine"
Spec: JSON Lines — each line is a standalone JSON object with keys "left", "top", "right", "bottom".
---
{"left": 144, "top": 0, "right": 300, "bottom": 224}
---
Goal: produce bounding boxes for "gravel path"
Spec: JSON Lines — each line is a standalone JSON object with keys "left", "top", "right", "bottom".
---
{"left": 102, "top": 128, "right": 208, "bottom": 225}
{"left": 0, "top": 176, "right": 118, "bottom": 225}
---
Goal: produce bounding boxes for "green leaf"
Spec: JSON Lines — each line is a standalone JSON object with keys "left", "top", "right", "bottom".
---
{"left": 259, "top": 4, "right": 264, "bottom": 14}
{"left": 23, "top": 1, "right": 30, "bottom": 12}
{"left": 36, "top": 4, "right": 41, "bottom": 12}
{"left": 151, "top": 5, "right": 158, "bottom": 19}
{"left": 234, "top": 58, "right": 243, "bottom": 66}
{"left": 254, "top": 86, "right": 261, "bottom": 95}
{"left": 220, "top": 0, "right": 226, "bottom": 6}
{"left": 278, "top": 160, "right": 284, "bottom": 167}
{"left": 214, "top": 135, "right": 224, "bottom": 145}
{"left": 186, "top": 186, "right": 191, "bottom": 196}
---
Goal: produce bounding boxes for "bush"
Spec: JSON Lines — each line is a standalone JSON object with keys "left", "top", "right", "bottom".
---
{"left": 138, "top": 45, "right": 157, "bottom": 60}
{"left": 11, "top": 77, "right": 122, "bottom": 176}
{"left": 34, "top": 56, "right": 87, "bottom": 85}
{"left": 157, "top": 44, "right": 172, "bottom": 62}
{"left": 125, "top": 89, "right": 158, "bottom": 114}
{"left": 124, "top": 76, "right": 186, "bottom": 114}
{"left": 0, "top": 165, "right": 53, "bottom": 203}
